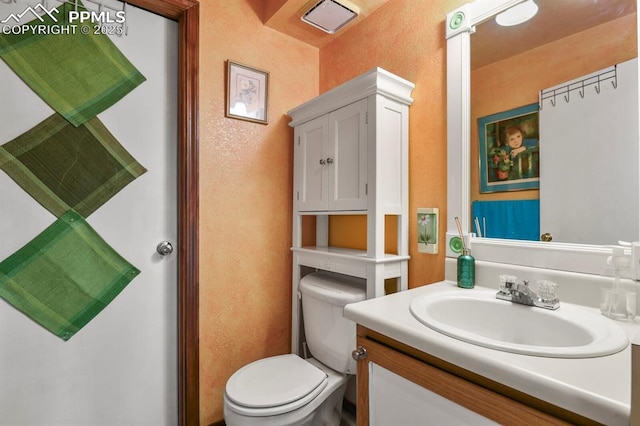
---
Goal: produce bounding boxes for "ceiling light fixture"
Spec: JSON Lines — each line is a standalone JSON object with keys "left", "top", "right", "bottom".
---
{"left": 301, "top": 0, "right": 359, "bottom": 34}
{"left": 495, "top": 0, "right": 539, "bottom": 27}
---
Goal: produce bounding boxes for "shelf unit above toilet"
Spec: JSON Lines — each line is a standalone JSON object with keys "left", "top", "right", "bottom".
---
{"left": 288, "top": 68, "right": 414, "bottom": 355}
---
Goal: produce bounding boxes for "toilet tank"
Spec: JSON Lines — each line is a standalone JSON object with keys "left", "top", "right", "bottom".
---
{"left": 299, "top": 272, "right": 366, "bottom": 375}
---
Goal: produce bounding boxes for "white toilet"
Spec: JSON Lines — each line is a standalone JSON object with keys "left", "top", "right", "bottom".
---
{"left": 224, "top": 272, "right": 366, "bottom": 426}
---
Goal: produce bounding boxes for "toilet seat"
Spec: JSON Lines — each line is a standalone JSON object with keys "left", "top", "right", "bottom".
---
{"left": 225, "top": 354, "right": 329, "bottom": 417}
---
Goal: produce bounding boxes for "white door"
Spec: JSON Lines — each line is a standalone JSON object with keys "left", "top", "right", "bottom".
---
{"left": 539, "top": 59, "right": 639, "bottom": 245}
{"left": 0, "top": 3, "right": 178, "bottom": 425}
{"left": 295, "top": 115, "right": 329, "bottom": 211}
{"left": 328, "top": 99, "right": 368, "bottom": 211}
{"left": 369, "top": 363, "right": 498, "bottom": 425}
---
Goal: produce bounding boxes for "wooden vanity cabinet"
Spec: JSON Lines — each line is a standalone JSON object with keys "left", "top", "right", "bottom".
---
{"left": 355, "top": 326, "right": 599, "bottom": 426}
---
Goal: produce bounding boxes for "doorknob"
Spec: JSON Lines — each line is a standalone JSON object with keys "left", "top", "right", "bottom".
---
{"left": 156, "top": 241, "right": 174, "bottom": 256}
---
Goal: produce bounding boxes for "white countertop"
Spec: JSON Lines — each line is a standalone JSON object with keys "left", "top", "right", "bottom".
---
{"left": 343, "top": 280, "right": 639, "bottom": 425}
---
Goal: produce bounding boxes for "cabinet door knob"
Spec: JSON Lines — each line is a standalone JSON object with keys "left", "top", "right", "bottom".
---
{"left": 351, "top": 346, "right": 368, "bottom": 361}
{"left": 326, "top": 157, "right": 334, "bottom": 164}
{"left": 319, "top": 159, "right": 326, "bottom": 165}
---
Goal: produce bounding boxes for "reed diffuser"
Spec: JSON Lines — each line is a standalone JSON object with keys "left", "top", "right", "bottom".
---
{"left": 455, "top": 217, "right": 475, "bottom": 288}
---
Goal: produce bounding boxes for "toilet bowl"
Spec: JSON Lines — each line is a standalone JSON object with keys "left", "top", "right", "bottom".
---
{"left": 224, "top": 356, "right": 348, "bottom": 426}
{"left": 223, "top": 272, "right": 366, "bottom": 426}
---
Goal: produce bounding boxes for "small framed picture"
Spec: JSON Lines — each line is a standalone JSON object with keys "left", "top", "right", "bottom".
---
{"left": 418, "top": 208, "right": 439, "bottom": 254}
{"left": 226, "top": 61, "right": 269, "bottom": 124}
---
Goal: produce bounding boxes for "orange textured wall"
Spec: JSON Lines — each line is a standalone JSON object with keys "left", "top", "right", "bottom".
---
{"left": 470, "top": 14, "right": 637, "bottom": 205}
{"left": 197, "top": 1, "right": 634, "bottom": 423}
{"left": 198, "top": 1, "right": 318, "bottom": 423}
{"left": 320, "top": 0, "right": 467, "bottom": 288}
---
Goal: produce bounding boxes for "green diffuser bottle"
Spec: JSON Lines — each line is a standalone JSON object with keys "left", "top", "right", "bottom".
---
{"left": 455, "top": 216, "right": 475, "bottom": 289}
{"left": 457, "top": 248, "right": 475, "bottom": 289}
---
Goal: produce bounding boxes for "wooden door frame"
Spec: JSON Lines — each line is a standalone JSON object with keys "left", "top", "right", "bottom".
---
{"left": 125, "top": 0, "right": 199, "bottom": 424}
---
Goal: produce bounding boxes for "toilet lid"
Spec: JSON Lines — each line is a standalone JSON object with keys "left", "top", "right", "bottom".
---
{"left": 225, "top": 354, "right": 328, "bottom": 411}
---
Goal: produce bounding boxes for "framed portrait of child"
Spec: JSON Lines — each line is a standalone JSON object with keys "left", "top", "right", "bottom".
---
{"left": 478, "top": 103, "right": 539, "bottom": 193}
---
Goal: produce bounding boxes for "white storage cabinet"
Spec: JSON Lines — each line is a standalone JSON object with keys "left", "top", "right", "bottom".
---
{"left": 288, "top": 68, "right": 414, "bottom": 354}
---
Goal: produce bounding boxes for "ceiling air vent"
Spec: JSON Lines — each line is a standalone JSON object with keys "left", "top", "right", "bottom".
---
{"left": 301, "top": 0, "right": 359, "bottom": 34}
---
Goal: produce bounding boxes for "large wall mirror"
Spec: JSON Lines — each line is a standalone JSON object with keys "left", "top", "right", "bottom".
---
{"left": 446, "top": 0, "right": 639, "bottom": 275}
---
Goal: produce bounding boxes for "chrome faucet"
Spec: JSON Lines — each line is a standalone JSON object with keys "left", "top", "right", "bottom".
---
{"left": 496, "top": 277, "right": 560, "bottom": 310}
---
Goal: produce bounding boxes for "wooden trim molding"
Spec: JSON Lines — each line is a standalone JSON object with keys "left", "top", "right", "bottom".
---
{"left": 125, "top": 0, "right": 200, "bottom": 424}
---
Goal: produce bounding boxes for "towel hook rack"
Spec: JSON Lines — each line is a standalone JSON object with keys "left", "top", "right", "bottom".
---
{"left": 540, "top": 64, "right": 618, "bottom": 106}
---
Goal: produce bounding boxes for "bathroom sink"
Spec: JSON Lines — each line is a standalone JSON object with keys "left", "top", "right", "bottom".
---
{"left": 409, "top": 290, "right": 629, "bottom": 358}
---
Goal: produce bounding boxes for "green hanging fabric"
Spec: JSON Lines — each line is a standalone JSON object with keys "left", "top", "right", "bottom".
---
{"left": 0, "top": 210, "right": 140, "bottom": 340}
{"left": 0, "top": 1, "right": 145, "bottom": 127}
{"left": 0, "top": 113, "right": 147, "bottom": 218}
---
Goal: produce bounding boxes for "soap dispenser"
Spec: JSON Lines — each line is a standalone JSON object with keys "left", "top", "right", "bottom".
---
{"left": 617, "top": 240, "right": 640, "bottom": 281}
{"left": 600, "top": 245, "right": 636, "bottom": 320}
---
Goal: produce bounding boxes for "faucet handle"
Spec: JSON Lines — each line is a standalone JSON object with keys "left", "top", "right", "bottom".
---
{"left": 498, "top": 275, "right": 517, "bottom": 294}
{"left": 536, "top": 280, "right": 559, "bottom": 304}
